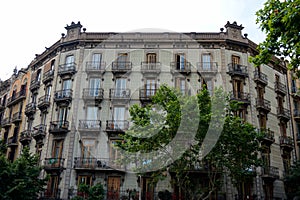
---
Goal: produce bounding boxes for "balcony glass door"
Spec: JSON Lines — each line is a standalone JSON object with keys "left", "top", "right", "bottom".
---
{"left": 89, "top": 78, "right": 101, "bottom": 97}
{"left": 115, "top": 78, "right": 126, "bottom": 97}
{"left": 65, "top": 55, "right": 74, "bottom": 68}
{"left": 202, "top": 54, "right": 211, "bottom": 70}
{"left": 146, "top": 79, "right": 156, "bottom": 97}
{"left": 176, "top": 54, "right": 185, "bottom": 70}
{"left": 113, "top": 107, "right": 125, "bottom": 129}
{"left": 92, "top": 53, "right": 102, "bottom": 69}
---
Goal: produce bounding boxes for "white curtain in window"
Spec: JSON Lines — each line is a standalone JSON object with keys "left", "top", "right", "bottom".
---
{"left": 113, "top": 107, "right": 125, "bottom": 128}
{"left": 89, "top": 78, "right": 101, "bottom": 96}
{"left": 115, "top": 78, "right": 126, "bottom": 97}
{"left": 65, "top": 55, "right": 74, "bottom": 67}
{"left": 87, "top": 106, "right": 98, "bottom": 121}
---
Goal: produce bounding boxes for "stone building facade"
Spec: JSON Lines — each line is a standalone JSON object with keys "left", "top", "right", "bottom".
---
{"left": 0, "top": 21, "right": 297, "bottom": 200}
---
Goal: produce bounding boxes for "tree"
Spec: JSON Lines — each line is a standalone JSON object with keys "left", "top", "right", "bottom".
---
{"left": 0, "top": 146, "right": 47, "bottom": 200}
{"left": 71, "top": 183, "right": 105, "bottom": 200}
{"left": 117, "top": 85, "right": 262, "bottom": 200}
{"left": 251, "top": 0, "right": 300, "bottom": 73}
{"left": 284, "top": 161, "right": 300, "bottom": 199}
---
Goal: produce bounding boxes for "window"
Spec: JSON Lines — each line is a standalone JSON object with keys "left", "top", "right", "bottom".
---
{"left": 36, "top": 69, "right": 41, "bottom": 82}
{"left": 233, "top": 79, "right": 243, "bottom": 98}
{"left": 78, "top": 175, "right": 92, "bottom": 186}
{"left": 280, "top": 122, "right": 287, "bottom": 136}
{"left": 65, "top": 55, "right": 74, "bottom": 67}
{"left": 146, "top": 53, "right": 157, "bottom": 63}
{"left": 58, "top": 107, "right": 68, "bottom": 125}
{"left": 47, "top": 175, "right": 59, "bottom": 198}
{"left": 41, "top": 112, "right": 47, "bottom": 126}
{"left": 296, "top": 123, "right": 300, "bottom": 135}
{"left": 175, "top": 54, "right": 185, "bottom": 70}
{"left": 145, "top": 79, "right": 156, "bottom": 96}
{"left": 89, "top": 78, "right": 101, "bottom": 96}
{"left": 115, "top": 78, "right": 126, "bottom": 97}
{"left": 206, "top": 79, "right": 213, "bottom": 96}
{"left": 113, "top": 106, "right": 125, "bottom": 129}
{"left": 52, "top": 140, "right": 63, "bottom": 158}
{"left": 86, "top": 106, "right": 98, "bottom": 121}
{"left": 27, "top": 120, "right": 33, "bottom": 131}
{"left": 92, "top": 53, "right": 102, "bottom": 69}
{"left": 62, "top": 79, "right": 72, "bottom": 90}
{"left": 175, "top": 78, "right": 186, "bottom": 95}
{"left": 46, "top": 85, "right": 52, "bottom": 96}
{"left": 232, "top": 55, "right": 240, "bottom": 65}
{"left": 81, "top": 139, "right": 95, "bottom": 159}
{"left": 257, "top": 86, "right": 264, "bottom": 100}
{"left": 117, "top": 53, "right": 128, "bottom": 68}
{"left": 259, "top": 114, "right": 267, "bottom": 129}
{"left": 202, "top": 54, "right": 211, "bottom": 70}
{"left": 50, "top": 59, "right": 55, "bottom": 71}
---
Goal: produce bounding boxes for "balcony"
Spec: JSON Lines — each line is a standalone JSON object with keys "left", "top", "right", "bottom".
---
{"left": 230, "top": 91, "right": 250, "bottom": 104}
{"left": 258, "top": 128, "right": 275, "bottom": 145}
{"left": 6, "top": 90, "right": 26, "bottom": 107}
{"left": 54, "top": 89, "right": 73, "bottom": 105}
{"left": 11, "top": 112, "right": 22, "bottom": 123}
{"left": 7, "top": 136, "right": 18, "bottom": 147}
{"left": 85, "top": 61, "right": 106, "bottom": 75}
{"left": 111, "top": 61, "right": 132, "bottom": 74}
{"left": 140, "top": 89, "right": 157, "bottom": 103}
{"left": 1, "top": 117, "right": 11, "bottom": 128}
{"left": 261, "top": 166, "right": 279, "bottom": 181}
{"left": 19, "top": 130, "right": 32, "bottom": 146}
{"left": 78, "top": 120, "right": 101, "bottom": 131}
{"left": 106, "top": 120, "right": 129, "bottom": 137}
{"left": 291, "top": 86, "right": 300, "bottom": 98}
{"left": 32, "top": 124, "right": 46, "bottom": 144}
{"left": 30, "top": 79, "right": 40, "bottom": 92}
{"left": 49, "top": 120, "right": 70, "bottom": 135}
{"left": 253, "top": 70, "right": 268, "bottom": 86}
{"left": 42, "top": 70, "right": 54, "bottom": 84}
{"left": 109, "top": 89, "right": 130, "bottom": 102}
{"left": 25, "top": 102, "right": 36, "bottom": 118}
{"left": 82, "top": 88, "right": 104, "bottom": 105}
{"left": 74, "top": 157, "right": 125, "bottom": 171}
{"left": 170, "top": 62, "right": 191, "bottom": 75}
{"left": 277, "top": 107, "right": 291, "bottom": 121}
{"left": 256, "top": 98, "right": 271, "bottom": 113}
{"left": 293, "top": 109, "right": 300, "bottom": 121}
{"left": 43, "top": 157, "right": 65, "bottom": 171}
{"left": 274, "top": 81, "right": 287, "bottom": 96}
{"left": 38, "top": 95, "right": 51, "bottom": 111}
{"left": 58, "top": 63, "right": 76, "bottom": 78}
{"left": 227, "top": 63, "right": 248, "bottom": 77}
{"left": 279, "top": 136, "right": 294, "bottom": 151}
{"left": 197, "top": 62, "right": 218, "bottom": 77}
{"left": 141, "top": 62, "right": 161, "bottom": 74}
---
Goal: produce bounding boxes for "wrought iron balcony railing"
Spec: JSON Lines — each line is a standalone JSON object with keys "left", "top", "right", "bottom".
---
{"left": 171, "top": 62, "right": 191, "bottom": 74}
{"left": 141, "top": 62, "right": 161, "bottom": 74}
{"left": 85, "top": 61, "right": 106, "bottom": 74}
{"left": 106, "top": 120, "right": 129, "bottom": 132}
{"left": 227, "top": 63, "right": 248, "bottom": 77}
{"left": 49, "top": 120, "right": 70, "bottom": 134}
{"left": 74, "top": 157, "right": 125, "bottom": 171}
{"left": 38, "top": 95, "right": 51, "bottom": 110}
{"left": 253, "top": 70, "right": 268, "bottom": 85}
{"left": 58, "top": 63, "right": 76, "bottom": 76}
{"left": 256, "top": 98, "right": 271, "bottom": 112}
{"left": 197, "top": 62, "right": 218, "bottom": 74}
{"left": 43, "top": 157, "right": 65, "bottom": 170}
{"left": 274, "top": 81, "right": 287, "bottom": 95}
{"left": 277, "top": 107, "right": 291, "bottom": 121}
{"left": 42, "top": 70, "right": 54, "bottom": 83}
{"left": 109, "top": 89, "right": 130, "bottom": 100}
{"left": 78, "top": 120, "right": 101, "bottom": 130}
{"left": 54, "top": 89, "right": 73, "bottom": 103}
{"left": 7, "top": 90, "right": 26, "bottom": 106}
{"left": 111, "top": 61, "right": 132, "bottom": 73}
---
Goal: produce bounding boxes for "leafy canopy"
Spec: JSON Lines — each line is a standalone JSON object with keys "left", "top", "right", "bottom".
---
{"left": 251, "top": 0, "right": 300, "bottom": 72}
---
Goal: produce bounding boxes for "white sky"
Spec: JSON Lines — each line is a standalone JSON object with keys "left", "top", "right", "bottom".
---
{"left": 0, "top": 0, "right": 266, "bottom": 80}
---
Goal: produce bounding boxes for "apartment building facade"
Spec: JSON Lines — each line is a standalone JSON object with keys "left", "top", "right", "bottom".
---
{"left": 0, "top": 21, "right": 297, "bottom": 200}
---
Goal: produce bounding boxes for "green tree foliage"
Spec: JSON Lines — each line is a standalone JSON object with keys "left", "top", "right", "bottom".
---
{"left": 71, "top": 183, "right": 105, "bottom": 200}
{"left": 251, "top": 0, "right": 300, "bottom": 72}
{"left": 285, "top": 161, "right": 300, "bottom": 199}
{"left": 0, "top": 146, "right": 47, "bottom": 200}
{"left": 117, "top": 85, "right": 262, "bottom": 199}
